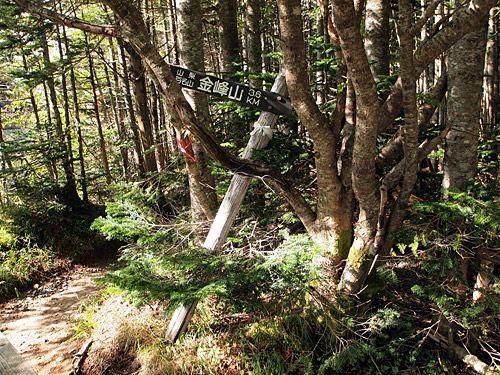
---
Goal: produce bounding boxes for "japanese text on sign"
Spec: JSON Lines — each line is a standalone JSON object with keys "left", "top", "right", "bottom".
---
{"left": 171, "top": 65, "right": 293, "bottom": 117}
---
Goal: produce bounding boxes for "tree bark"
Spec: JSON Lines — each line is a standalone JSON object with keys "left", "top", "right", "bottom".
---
{"left": 364, "top": 0, "right": 390, "bottom": 84}
{"left": 117, "top": 40, "right": 146, "bottom": 178}
{"left": 482, "top": 10, "right": 497, "bottom": 125}
{"left": 442, "top": 15, "right": 488, "bottom": 192}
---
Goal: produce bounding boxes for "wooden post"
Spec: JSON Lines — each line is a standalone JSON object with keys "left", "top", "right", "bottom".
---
{"left": 0, "top": 331, "right": 37, "bottom": 375}
{"left": 165, "top": 75, "right": 289, "bottom": 342}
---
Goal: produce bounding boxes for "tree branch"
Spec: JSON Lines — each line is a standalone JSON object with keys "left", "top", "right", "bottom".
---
{"left": 14, "top": 0, "right": 119, "bottom": 37}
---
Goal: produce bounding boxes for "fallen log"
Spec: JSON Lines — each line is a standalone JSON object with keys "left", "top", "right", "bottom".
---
{"left": 429, "top": 332, "right": 498, "bottom": 375}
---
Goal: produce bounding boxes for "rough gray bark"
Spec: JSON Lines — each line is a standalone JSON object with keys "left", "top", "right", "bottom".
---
{"left": 443, "top": 16, "right": 488, "bottom": 192}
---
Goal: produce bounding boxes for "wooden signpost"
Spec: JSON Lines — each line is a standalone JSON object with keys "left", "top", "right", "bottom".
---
{"left": 165, "top": 75, "right": 290, "bottom": 342}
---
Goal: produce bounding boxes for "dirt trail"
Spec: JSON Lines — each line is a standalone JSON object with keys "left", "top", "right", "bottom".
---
{"left": 0, "top": 265, "right": 106, "bottom": 375}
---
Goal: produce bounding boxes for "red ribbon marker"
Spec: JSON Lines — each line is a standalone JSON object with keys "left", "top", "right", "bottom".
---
{"left": 176, "top": 126, "right": 196, "bottom": 162}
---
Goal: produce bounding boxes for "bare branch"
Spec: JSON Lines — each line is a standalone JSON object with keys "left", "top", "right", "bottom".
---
{"left": 410, "top": 0, "right": 444, "bottom": 38}
{"left": 14, "top": 0, "right": 119, "bottom": 37}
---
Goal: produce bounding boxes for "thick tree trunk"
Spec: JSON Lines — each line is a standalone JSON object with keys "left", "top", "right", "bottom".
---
{"left": 278, "top": 0, "right": 354, "bottom": 299}
{"left": 443, "top": 17, "right": 488, "bottom": 192}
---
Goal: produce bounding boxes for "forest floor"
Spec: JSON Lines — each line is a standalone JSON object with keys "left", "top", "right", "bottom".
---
{"left": 0, "top": 252, "right": 136, "bottom": 375}
{"left": 0, "top": 255, "right": 493, "bottom": 375}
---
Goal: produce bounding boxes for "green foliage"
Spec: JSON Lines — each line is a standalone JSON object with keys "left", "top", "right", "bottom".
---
{"left": 395, "top": 190, "right": 500, "bottom": 368}
{"left": 95, "top": 221, "right": 322, "bottom": 311}
{"left": 0, "top": 200, "right": 111, "bottom": 300}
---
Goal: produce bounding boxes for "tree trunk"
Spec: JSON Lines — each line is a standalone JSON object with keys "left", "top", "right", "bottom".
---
{"left": 117, "top": 40, "right": 146, "bottom": 178}
{"left": 125, "top": 44, "right": 158, "bottom": 174}
{"left": 246, "top": 0, "right": 262, "bottom": 89}
{"left": 56, "top": 24, "right": 74, "bottom": 173}
{"left": 364, "top": 0, "right": 390, "bottom": 84}
{"left": 42, "top": 33, "right": 80, "bottom": 202}
{"left": 86, "top": 34, "right": 113, "bottom": 185}
{"left": 167, "top": 76, "right": 289, "bottom": 342}
{"left": 107, "top": 37, "right": 131, "bottom": 181}
{"left": 68, "top": 52, "right": 89, "bottom": 202}
{"left": 443, "top": 17, "right": 488, "bottom": 192}
{"left": 217, "top": 0, "right": 241, "bottom": 77}
{"left": 482, "top": 10, "right": 497, "bottom": 125}
{"left": 176, "top": 0, "right": 218, "bottom": 224}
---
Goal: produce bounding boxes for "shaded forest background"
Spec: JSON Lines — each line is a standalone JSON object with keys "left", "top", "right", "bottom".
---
{"left": 0, "top": 0, "right": 499, "bottom": 373}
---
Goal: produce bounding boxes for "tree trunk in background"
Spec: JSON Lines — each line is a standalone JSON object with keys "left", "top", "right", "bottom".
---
{"left": 483, "top": 10, "right": 498, "bottom": 125}
{"left": 176, "top": 0, "right": 218, "bottom": 224}
{"left": 118, "top": 41, "right": 146, "bottom": 178}
{"left": 246, "top": 0, "right": 262, "bottom": 89}
{"left": 68, "top": 53, "right": 89, "bottom": 202}
{"left": 42, "top": 33, "right": 80, "bottom": 202}
{"left": 315, "top": 10, "right": 325, "bottom": 105}
{"left": 106, "top": 37, "right": 131, "bottom": 181}
{"left": 125, "top": 45, "right": 158, "bottom": 175}
{"left": 217, "top": 0, "right": 241, "bottom": 77}
{"left": 168, "top": 0, "right": 180, "bottom": 65}
{"left": 56, "top": 24, "right": 74, "bottom": 173}
{"left": 443, "top": 18, "right": 488, "bottom": 192}
{"left": 86, "top": 37, "right": 113, "bottom": 185}
{"left": 364, "top": 0, "right": 390, "bottom": 85}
